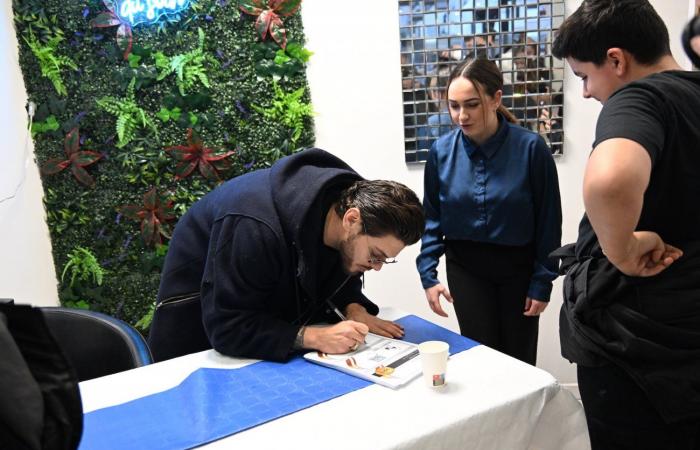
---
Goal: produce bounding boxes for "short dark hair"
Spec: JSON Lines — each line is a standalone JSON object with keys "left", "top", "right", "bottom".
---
{"left": 552, "top": 0, "right": 671, "bottom": 65}
{"left": 335, "top": 180, "right": 425, "bottom": 245}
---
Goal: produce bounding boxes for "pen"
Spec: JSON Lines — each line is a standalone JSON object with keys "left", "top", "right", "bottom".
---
{"left": 326, "top": 299, "right": 347, "bottom": 321}
{"left": 326, "top": 299, "right": 366, "bottom": 350}
{"left": 321, "top": 275, "right": 352, "bottom": 322}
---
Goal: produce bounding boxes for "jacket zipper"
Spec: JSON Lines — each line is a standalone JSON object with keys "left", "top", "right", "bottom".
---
{"left": 156, "top": 292, "right": 199, "bottom": 310}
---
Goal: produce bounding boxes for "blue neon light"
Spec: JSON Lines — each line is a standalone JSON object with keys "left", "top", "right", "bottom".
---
{"left": 116, "top": 0, "right": 192, "bottom": 26}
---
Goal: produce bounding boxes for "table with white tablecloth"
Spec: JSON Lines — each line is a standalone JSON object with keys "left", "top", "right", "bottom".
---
{"left": 79, "top": 308, "right": 590, "bottom": 450}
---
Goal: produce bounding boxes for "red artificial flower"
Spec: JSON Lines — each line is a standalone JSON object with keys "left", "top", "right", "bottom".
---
{"left": 239, "top": 0, "right": 302, "bottom": 49}
{"left": 165, "top": 128, "right": 235, "bottom": 181}
{"left": 119, "top": 187, "right": 176, "bottom": 246}
{"left": 90, "top": 0, "right": 133, "bottom": 60}
{"left": 41, "top": 128, "right": 103, "bottom": 187}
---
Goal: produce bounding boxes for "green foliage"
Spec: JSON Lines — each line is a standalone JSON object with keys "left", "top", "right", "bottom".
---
{"left": 253, "top": 81, "right": 314, "bottom": 145}
{"left": 44, "top": 188, "right": 92, "bottom": 235}
{"left": 154, "top": 28, "right": 216, "bottom": 95}
{"left": 23, "top": 31, "right": 77, "bottom": 96}
{"left": 33, "top": 95, "right": 66, "bottom": 127}
{"left": 14, "top": 0, "right": 314, "bottom": 328}
{"left": 127, "top": 53, "right": 142, "bottom": 68}
{"left": 31, "top": 114, "right": 60, "bottom": 135}
{"left": 187, "top": 111, "right": 198, "bottom": 126}
{"left": 275, "top": 42, "right": 312, "bottom": 64}
{"left": 14, "top": 7, "right": 63, "bottom": 43}
{"left": 134, "top": 302, "right": 156, "bottom": 331}
{"left": 140, "top": 243, "right": 169, "bottom": 273}
{"left": 59, "top": 245, "right": 107, "bottom": 310}
{"left": 254, "top": 41, "right": 312, "bottom": 79}
{"left": 63, "top": 299, "right": 91, "bottom": 309}
{"left": 156, "top": 106, "right": 182, "bottom": 122}
{"left": 161, "top": 90, "right": 213, "bottom": 130}
{"left": 113, "top": 139, "right": 172, "bottom": 186}
{"left": 96, "top": 78, "right": 157, "bottom": 148}
{"left": 61, "top": 246, "right": 106, "bottom": 288}
{"left": 171, "top": 182, "right": 209, "bottom": 216}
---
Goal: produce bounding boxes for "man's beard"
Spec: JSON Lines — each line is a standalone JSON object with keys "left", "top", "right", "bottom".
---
{"left": 338, "top": 231, "right": 361, "bottom": 275}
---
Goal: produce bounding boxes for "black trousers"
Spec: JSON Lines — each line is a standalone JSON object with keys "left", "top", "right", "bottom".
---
{"left": 578, "top": 364, "right": 700, "bottom": 450}
{"left": 445, "top": 239, "right": 539, "bottom": 365}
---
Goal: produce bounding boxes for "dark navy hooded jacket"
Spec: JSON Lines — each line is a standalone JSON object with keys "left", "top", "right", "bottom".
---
{"left": 149, "top": 148, "right": 378, "bottom": 362}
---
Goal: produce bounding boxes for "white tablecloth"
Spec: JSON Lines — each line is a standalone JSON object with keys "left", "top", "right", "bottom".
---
{"left": 79, "top": 308, "right": 590, "bottom": 450}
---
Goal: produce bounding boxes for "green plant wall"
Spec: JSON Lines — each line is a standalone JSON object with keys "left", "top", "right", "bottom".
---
{"left": 12, "top": 0, "right": 315, "bottom": 330}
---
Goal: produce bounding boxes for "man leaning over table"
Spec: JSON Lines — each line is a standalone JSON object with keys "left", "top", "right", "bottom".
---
{"left": 148, "top": 148, "right": 426, "bottom": 363}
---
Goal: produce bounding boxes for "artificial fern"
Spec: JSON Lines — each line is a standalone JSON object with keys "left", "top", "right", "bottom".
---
{"left": 154, "top": 28, "right": 216, "bottom": 95}
{"left": 253, "top": 81, "right": 314, "bottom": 145}
{"left": 61, "top": 246, "right": 106, "bottom": 288}
{"left": 96, "top": 78, "right": 157, "bottom": 148}
{"left": 14, "top": 9, "right": 64, "bottom": 44}
{"left": 23, "top": 31, "right": 76, "bottom": 96}
{"left": 134, "top": 302, "right": 156, "bottom": 331}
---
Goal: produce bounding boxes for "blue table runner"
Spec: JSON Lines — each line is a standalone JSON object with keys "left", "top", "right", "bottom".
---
{"left": 79, "top": 315, "right": 479, "bottom": 449}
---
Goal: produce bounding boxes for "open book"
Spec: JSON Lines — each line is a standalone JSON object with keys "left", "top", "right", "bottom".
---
{"left": 303, "top": 333, "right": 421, "bottom": 389}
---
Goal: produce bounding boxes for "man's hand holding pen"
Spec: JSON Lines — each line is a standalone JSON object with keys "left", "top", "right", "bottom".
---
{"left": 303, "top": 321, "right": 369, "bottom": 354}
{"left": 301, "top": 301, "right": 405, "bottom": 354}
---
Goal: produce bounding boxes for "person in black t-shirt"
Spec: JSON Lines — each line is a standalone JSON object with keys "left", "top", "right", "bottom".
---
{"left": 552, "top": 1, "right": 700, "bottom": 449}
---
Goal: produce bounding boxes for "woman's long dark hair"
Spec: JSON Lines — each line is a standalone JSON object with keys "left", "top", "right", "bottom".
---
{"left": 446, "top": 58, "right": 519, "bottom": 124}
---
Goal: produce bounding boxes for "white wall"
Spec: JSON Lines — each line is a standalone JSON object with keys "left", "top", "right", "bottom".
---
{"left": 0, "top": 0, "right": 58, "bottom": 306}
{"left": 0, "top": 0, "right": 692, "bottom": 379}
{"left": 300, "top": 0, "right": 694, "bottom": 385}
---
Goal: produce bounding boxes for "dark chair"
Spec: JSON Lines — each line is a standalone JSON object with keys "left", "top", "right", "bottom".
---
{"left": 41, "top": 307, "right": 153, "bottom": 381}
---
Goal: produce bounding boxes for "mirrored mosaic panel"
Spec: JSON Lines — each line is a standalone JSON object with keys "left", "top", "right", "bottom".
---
{"left": 400, "top": 0, "right": 565, "bottom": 163}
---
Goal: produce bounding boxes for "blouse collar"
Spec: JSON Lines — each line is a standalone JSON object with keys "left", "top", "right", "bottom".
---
{"left": 461, "top": 113, "right": 510, "bottom": 159}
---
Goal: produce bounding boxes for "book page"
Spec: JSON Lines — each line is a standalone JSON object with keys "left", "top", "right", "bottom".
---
{"left": 304, "top": 333, "right": 421, "bottom": 388}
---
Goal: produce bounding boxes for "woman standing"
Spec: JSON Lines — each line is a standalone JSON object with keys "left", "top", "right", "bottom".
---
{"left": 416, "top": 58, "right": 562, "bottom": 365}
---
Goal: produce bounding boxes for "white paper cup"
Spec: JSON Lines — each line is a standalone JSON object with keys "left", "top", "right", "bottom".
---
{"left": 418, "top": 340, "right": 449, "bottom": 387}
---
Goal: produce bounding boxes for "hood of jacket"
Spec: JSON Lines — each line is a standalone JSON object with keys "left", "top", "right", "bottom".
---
{"left": 269, "top": 148, "right": 363, "bottom": 298}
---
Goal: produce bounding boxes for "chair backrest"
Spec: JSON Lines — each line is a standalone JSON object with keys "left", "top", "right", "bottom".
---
{"left": 41, "top": 307, "right": 153, "bottom": 381}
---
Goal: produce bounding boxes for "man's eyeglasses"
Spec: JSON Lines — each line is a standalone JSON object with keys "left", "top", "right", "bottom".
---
{"left": 368, "top": 254, "right": 398, "bottom": 265}
{"left": 363, "top": 222, "right": 398, "bottom": 266}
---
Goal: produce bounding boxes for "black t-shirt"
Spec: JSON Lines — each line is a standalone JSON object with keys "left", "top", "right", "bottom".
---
{"left": 576, "top": 70, "right": 700, "bottom": 256}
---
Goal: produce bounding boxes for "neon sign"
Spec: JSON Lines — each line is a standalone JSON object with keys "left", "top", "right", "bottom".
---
{"left": 116, "top": 0, "right": 192, "bottom": 26}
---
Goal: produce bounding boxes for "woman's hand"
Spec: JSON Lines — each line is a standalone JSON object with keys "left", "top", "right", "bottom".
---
{"left": 523, "top": 297, "right": 548, "bottom": 316}
{"left": 424, "top": 284, "right": 453, "bottom": 317}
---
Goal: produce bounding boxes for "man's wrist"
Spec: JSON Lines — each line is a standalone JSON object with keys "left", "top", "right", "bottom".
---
{"left": 301, "top": 325, "right": 322, "bottom": 350}
{"left": 344, "top": 303, "right": 367, "bottom": 319}
{"left": 602, "top": 233, "right": 637, "bottom": 266}
{"left": 293, "top": 325, "right": 306, "bottom": 350}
